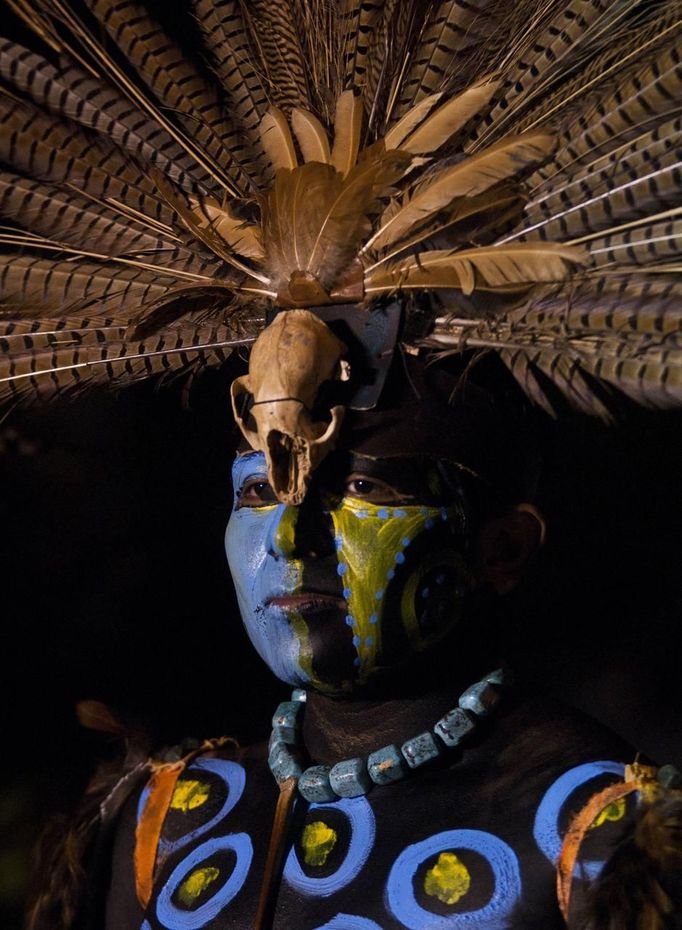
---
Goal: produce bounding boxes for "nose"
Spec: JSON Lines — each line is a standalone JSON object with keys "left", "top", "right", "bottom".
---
{"left": 292, "top": 489, "right": 336, "bottom": 559}
{"left": 266, "top": 494, "right": 337, "bottom": 560}
{"left": 267, "top": 504, "right": 299, "bottom": 558}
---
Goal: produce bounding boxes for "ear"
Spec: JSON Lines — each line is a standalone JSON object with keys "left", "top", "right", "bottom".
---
{"left": 475, "top": 504, "right": 546, "bottom": 595}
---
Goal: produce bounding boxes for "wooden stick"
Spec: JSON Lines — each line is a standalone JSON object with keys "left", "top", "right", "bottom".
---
{"left": 254, "top": 777, "right": 298, "bottom": 930}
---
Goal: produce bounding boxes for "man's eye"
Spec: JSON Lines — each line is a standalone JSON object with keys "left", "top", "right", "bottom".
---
{"left": 237, "top": 478, "right": 277, "bottom": 507}
{"left": 345, "top": 475, "right": 404, "bottom": 503}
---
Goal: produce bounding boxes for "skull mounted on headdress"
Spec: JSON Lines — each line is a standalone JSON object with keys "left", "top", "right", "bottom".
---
{"left": 226, "top": 89, "right": 587, "bottom": 504}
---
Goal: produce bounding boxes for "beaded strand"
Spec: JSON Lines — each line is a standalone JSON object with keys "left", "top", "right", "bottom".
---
{"left": 268, "top": 668, "right": 511, "bottom": 802}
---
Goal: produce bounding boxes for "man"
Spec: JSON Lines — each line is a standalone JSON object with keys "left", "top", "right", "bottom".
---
{"left": 99, "top": 353, "right": 659, "bottom": 930}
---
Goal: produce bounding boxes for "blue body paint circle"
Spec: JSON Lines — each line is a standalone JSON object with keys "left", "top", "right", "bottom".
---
{"left": 386, "top": 829, "right": 521, "bottom": 929}
{"left": 155, "top": 833, "right": 253, "bottom": 929}
{"left": 137, "top": 759, "right": 246, "bottom": 858}
{"left": 533, "top": 760, "right": 625, "bottom": 880}
{"left": 284, "top": 796, "right": 376, "bottom": 897}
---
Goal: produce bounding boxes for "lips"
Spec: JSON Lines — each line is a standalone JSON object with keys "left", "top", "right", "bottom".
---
{"left": 267, "top": 593, "right": 346, "bottom": 611}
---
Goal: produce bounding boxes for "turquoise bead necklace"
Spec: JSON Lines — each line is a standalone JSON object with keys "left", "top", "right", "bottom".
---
{"left": 268, "top": 668, "right": 511, "bottom": 802}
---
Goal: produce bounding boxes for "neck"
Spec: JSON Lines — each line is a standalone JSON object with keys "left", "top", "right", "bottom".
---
{"left": 302, "top": 665, "right": 491, "bottom": 765}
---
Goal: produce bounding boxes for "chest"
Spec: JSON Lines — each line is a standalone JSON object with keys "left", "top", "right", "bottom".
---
{"left": 135, "top": 749, "right": 630, "bottom": 930}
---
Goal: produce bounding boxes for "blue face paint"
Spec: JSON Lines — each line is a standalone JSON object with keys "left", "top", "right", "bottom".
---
{"left": 226, "top": 452, "right": 473, "bottom": 693}
{"left": 225, "top": 452, "right": 310, "bottom": 687}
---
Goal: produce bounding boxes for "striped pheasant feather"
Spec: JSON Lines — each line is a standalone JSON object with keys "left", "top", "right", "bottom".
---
{"left": 0, "top": 0, "right": 679, "bottom": 416}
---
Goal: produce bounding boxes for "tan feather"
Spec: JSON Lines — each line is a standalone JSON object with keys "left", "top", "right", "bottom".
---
{"left": 260, "top": 108, "right": 298, "bottom": 171}
{"left": 263, "top": 148, "right": 411, "bottom": 294}
{"left": 365, "top": 242, "right": 588, "bottom": 296}
{"left": 150, "top": 171, "right": 270, "bottom": 285}
{"left": 291, "top": 108, "right": 332, "bottom": 164}
{"left": 364, "top": 185, "right": 525, "bottom": 273}
{"left": 400, "top": 79, "right": 500, "bottom": 154}
{"left": 189, "top": 197, "right": 265, "bottom": 261}
{"left": 384, "top": 93, "right": 444, "bottom": 150}
{"left": 366, "top": 132, "right": 555, "bottom": 252}
{"left": 331, "top": 90, "right": 363, "bottom": 177}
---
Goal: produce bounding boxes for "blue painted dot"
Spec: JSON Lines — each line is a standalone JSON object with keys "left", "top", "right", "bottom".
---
{"left": 369, "top": 614, "right": 378, "bottom": 624}
{"left": 375, "top": 590, "right": 384, "bottom": 600}
{"left": 345, "top": 615, "right": 354, "bottom": 627}
{"left": 378, "top": 508, "right": 389, "bottom": 520}
{"left": 365, "top": 637, "right": 373, "bottom": 647}
{"left": 357, "top": 510, "right": 368, "bottom": 519}
{"left": 394, "top": 509, "right": 407, "bottom": 518}
{"left": 335, "top": 536, "right": 343, "bottom": 551}
{"left": 353, "top": 657, "right": 361, "bottom": 667}
{"left": 436, "top": 573, "right": 446, "bottom": 585}
{"left": 440, "top": 508, "right": 449, "bottom": 521}
{"left": 401, "top": 537, "right": 410, "bottom": 547}
{"left": 387, "top": 569, "right": 395, "bottom": 580}
{"left": 395, "top": 552, "right": 405, "bottom": 564}
{"left": 352, "top": 635, "right": 361, "bottom": 647}
{"left": 343, "top": 588, "right": 352, "bottom": 599}
{"left": 421, "top": 587, "right": 430, "bottom": 598}
{"left": 425, "top": 518, "right": 434, "bottom": 529}
{"left": 337, "top": 563, "right": 348, "bottom": 576}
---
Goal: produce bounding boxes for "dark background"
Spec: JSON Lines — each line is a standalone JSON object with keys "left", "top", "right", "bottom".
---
{"left": 1, "top": 358, "right": 681, "bottom": 929}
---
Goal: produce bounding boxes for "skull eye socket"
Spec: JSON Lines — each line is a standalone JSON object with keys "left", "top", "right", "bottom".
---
{"left": 236, "top": 478, "right": 277, "bottom": 508}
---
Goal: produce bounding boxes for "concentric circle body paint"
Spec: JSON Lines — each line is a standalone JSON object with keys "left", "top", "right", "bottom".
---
{"left": 385, "top": 829, "right": 521, "bottom": 929}
{"left": 284, "top": 796, "right": 376, "bottom": 897}
{"left": 136, "top": 759, "right": 246, "bottom": 858}
{"left": 155, "top": 833, "right": 253, "bottom": 929}
{"left": 533, "top": 760, "right": 625, "bottom": 880}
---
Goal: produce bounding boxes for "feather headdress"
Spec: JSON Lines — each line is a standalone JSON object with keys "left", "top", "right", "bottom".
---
{"left": 0, "top": 0, "right": 680, "bottom": 495}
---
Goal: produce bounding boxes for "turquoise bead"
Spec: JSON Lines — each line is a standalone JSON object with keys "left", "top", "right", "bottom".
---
{"left": 270, "top": 723, "right": 297, "bottom": 748}
{"left": 329, "top": 758, "right": 372, "bottom": 797}
{"left": 298, "top": 765, "right": 337, "bottom": 803}
{"left": 658, "top": 764, "right": 682, "bottom": 789}
{"left": 434, "top": 707, "right": 476, "bottom": 747}
{"left": 271, "top": 700, "right": 304, "bottom": 741}
{"left": 291, "top": 688, "right": 307, "bottom": 703}
{"left": 484, "top": 668, "right": 511, "bottom": 688}
{"left": 268, "top": 741, "right": 303, "bottom": 783}
{"left": 401, "top": 731, "right": 442, "bottom": 769}
{"left": 367, "top": 744, "right": 407, "bottom": 785}
{"left": 458, "top": 680, "right": 500, "bottom": 717}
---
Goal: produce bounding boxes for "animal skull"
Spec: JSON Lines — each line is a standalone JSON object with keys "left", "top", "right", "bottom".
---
{"left": 231, "top": 309, "right": 349, "bottom": 505}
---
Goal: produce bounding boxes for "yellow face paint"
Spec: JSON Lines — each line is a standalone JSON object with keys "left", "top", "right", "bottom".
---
{"left": 330, "top": 496, "right": 471, "bottom": 683}
{"left": 301, "top": 820, "right": 338, "bottom": 867}
{"left": 170, "top": 779, "right": 211, "bottom": 813}
{"left": 423, "top": 851, "right": 471, "bottom": 905}
{"left": 177, "top": 866, "right": 220, "bottom": 905}
{"left": 590, "top": 796, "right": 626, "bottom": 830}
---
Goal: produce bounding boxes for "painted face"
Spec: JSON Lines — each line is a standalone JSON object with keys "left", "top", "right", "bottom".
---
{"left": 225, "top": 451, "right": 474, "bottom": 695}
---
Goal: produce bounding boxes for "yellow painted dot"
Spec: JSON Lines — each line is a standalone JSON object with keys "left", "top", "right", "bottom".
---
{"left": 170, "top": 779, "right": 211, "bottom": 813}
{"left": 301, "top": 820, "right": 338, "bottom": 867}
{"left": 423, "top": 851, "right": 471, "bottom": 906}
{"left": 590, "top": 796, "right": 626, "bottom": 830}
{"left": 177, "top": 866, "right": 220, "bottom": 906}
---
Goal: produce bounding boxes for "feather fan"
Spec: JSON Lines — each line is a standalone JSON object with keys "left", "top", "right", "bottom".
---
{"left": 0, "top": 0, "right": 679, "bottom": 419}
